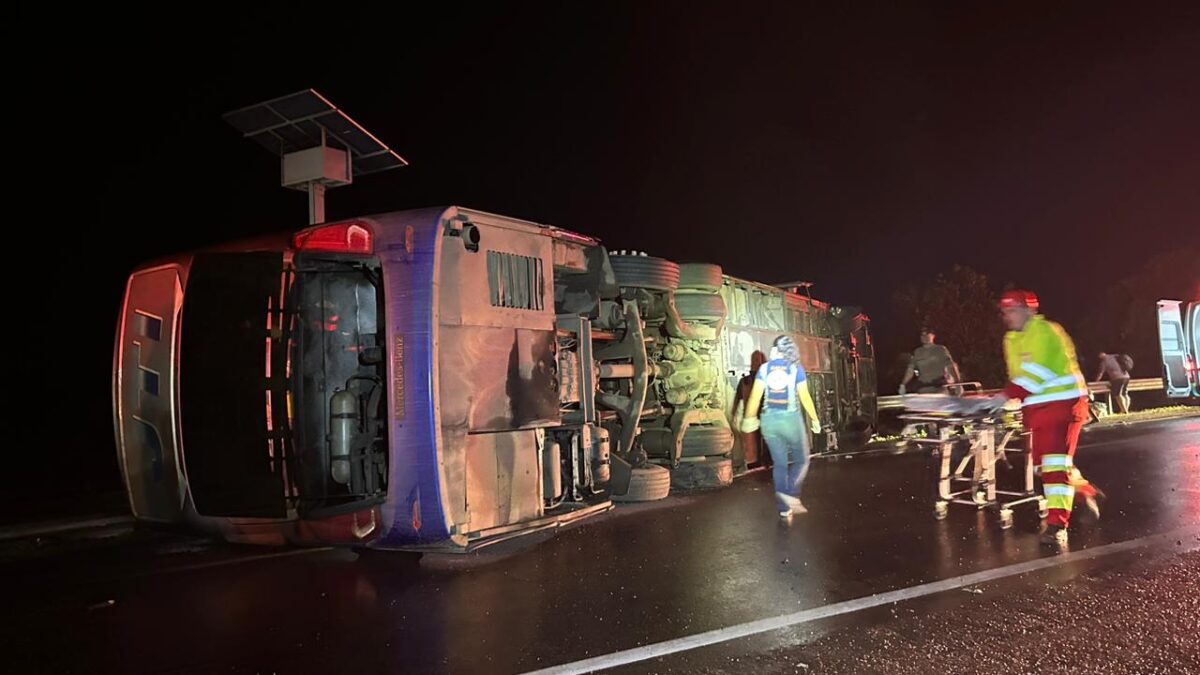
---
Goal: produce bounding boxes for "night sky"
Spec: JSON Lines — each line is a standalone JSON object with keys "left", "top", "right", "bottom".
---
{"left": 14, "top": 4, "right": 1199, "bottom": 502}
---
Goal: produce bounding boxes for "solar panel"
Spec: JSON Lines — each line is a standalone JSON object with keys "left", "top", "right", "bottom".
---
{"left": 223, "top": 89, "right": 407, "bottom": 177}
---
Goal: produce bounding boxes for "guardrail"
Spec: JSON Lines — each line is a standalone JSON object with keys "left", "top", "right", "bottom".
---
{"left": 876, "top": 377, "right": 1164, "bottom": 411}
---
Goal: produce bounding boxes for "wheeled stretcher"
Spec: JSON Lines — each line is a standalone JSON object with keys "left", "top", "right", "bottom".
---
{"left": 900, "top": 395, "right": 1047, "bottom": 529}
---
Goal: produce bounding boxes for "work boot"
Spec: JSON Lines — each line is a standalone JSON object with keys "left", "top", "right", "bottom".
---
{"left": 1040, "top": 524, "right": 1068, "bottom": 546}
{"left": 790, "top": 499, "right": 809, "bottom": 515}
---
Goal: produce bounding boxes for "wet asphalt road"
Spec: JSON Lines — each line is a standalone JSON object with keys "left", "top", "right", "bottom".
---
{"left": 616, "top": 548, "right": 1200, "bottom": 674}
{"left": 2, "top": 416, "right": 1197, "bottom": 674}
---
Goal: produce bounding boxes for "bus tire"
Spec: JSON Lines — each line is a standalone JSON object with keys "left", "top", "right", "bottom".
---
{"left": 674, "top": 293, "right": 727, "bottom": 323}
{"left": 680, "top": 424, "right": 735, "bottom": 457}
{"left": 609, "top": 254, "right": 680, "bottom": 292}
{"left": 677, "top": 263, "right": 724, "bottom": 292}
{"left": 671, "top": 458, "right": 734, "bottom": 490}
{"left": 612, "top": 464, "right": 671, "bottom": 502}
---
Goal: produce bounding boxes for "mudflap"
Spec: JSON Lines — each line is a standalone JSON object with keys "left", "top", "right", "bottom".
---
{"left": 609, "top": 453, "right": 633, "bottom": 496}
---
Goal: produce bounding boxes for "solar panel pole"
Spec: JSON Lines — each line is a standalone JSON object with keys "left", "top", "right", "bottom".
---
{"left": 306, "top": 180, "right": 326, "bottom": 225}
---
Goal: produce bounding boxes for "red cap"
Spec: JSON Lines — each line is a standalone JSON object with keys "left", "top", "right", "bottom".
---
{"left": 999, "top": 289, "right": 1039, "bottom": 311}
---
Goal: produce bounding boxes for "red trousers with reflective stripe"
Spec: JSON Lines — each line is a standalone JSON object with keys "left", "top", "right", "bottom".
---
{"left": 1024, "top": 397, "right": 1094, "bottom": 527}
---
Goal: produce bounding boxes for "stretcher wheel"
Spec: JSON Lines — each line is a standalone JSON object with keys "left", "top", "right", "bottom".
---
{"left": 999, "top": 509, "right": 1014, "bottom": 529}
{"left": 934, "top": 501, "right": 948, "bottom": 520}
{"left": 973, "top": 489, "right": 988, "bottom": 505}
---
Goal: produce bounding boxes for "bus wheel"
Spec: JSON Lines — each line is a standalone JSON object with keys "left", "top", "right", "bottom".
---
{"left": 609, "top": 254, "right": 680, "bottom": 292}
{"left": 671, "top": 457, "right": 733, "bottom": 490}
{"left": 612, "top": 464, "right": 672, "bottom": 502}
{"left": 674, "top": 292, "right": 727, "bottom": 323}
{"left": 677, "top": 263, "right": 724, "bottom": 292}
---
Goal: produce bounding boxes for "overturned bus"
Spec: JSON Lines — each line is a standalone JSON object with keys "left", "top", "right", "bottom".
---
{"left": 114, "top": 207, "right": 876, "bottom": 552}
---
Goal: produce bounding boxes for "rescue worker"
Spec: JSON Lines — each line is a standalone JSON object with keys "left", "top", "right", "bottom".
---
{"left": 988, "top": 290, "right": 1101, "bottom": 546}
{"left": 739, "top": 335, "right": 821, "bottom": 519}
{"left": 899, "top": 329, "right": 963, "bottom": 394}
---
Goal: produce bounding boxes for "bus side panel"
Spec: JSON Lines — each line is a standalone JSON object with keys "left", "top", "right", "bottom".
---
{"left": 435, "top": 216, "right": 557, "bottom": 539}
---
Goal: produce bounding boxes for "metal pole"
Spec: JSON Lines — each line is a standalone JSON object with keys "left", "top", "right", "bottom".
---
{"left": 307, "top": 181, "right": 326, "bottom": 225}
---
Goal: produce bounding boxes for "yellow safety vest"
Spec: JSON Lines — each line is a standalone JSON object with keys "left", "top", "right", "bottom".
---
{"left": 1003, "top": 314, "right": 1088, "bottom": 406}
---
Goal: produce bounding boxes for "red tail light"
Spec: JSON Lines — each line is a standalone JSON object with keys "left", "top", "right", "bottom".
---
{"left": 292, "top": 220, "right": 374, "bottom": 254}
